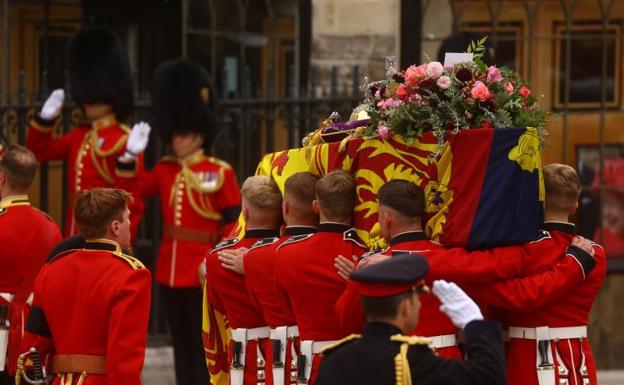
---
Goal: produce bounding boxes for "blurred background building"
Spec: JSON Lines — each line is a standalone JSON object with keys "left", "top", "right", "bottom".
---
{"left": 1, "top": 0, "right": 622, "bottom": 371}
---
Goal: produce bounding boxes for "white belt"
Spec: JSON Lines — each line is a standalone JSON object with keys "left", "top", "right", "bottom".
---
{"left": 310, "top": 340, "right": 337, "bottom": 354}
{"left": 270, "top": 326, "right": 299, "bottom": 385}
{"left": 300, "top": 339, "right": 338, "bottom": 384}
{"left": 270, "top": 325, "right": 299, "bottom": 340}
{"left": 230, "top": 327, "right": 271, "bottom": 385}
{"left": 508, "top": 326, "right": 587, "bottom": 340}
{"left": 0, "top": 293, "right": 14, "bottom": 303}
{"left": 0, "top": 294, "right": 9, "bottom": 372}
{"left": 427, "top": 334, "right": 457, "bottom": 349}
{"left": 233, "top": 326, "right": 271, "bottom": 341}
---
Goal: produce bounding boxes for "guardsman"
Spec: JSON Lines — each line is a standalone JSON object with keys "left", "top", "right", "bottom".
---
{"left": 243, "top": 172, "right": 319, "bottom": 385}
{"left": 19, "top": 188, "right": 151, "bottom": 385}
{"left": 26, "top": 27, "right": 150, "bottom": 236}
{"left": 274, "top": 170, "right": 368, "bottom": 385}
{"left": 335, "top": 179, "right": 598, "bottom": 359}
{"left": 315, "top": 254, "right": 506, "bottom": 385}
{"left": 464, "top": 163, "right": 606, "bottom": 385}
{"left": 134, "top": 59, "right": 240, "bottom": 385}
{"left": 0, "top": 145, "right": 62, "bottom": 385}
{"left": 204, "top": 176, "right": 282, "bottom": 385}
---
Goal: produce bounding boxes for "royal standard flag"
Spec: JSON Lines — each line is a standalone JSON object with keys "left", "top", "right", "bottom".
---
{"left": 255, "top": 127, "right": 544, "bottom": 249}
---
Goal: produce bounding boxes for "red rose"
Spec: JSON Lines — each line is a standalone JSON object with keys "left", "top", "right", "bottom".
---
{"left": 519, "top": 86, "right": 531, "bottom": 98}
{"left": 396, "top": 84, "right": 410, "bottom": 101}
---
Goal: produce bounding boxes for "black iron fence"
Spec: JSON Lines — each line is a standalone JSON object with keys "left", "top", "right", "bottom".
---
{"left": 0, "top": 64, "right": 362, "bottom": 335}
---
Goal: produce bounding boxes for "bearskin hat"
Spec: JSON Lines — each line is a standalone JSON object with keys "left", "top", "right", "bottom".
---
{"left": 68, "top": 27, "right": 133, "bottom": 120}
{"left": 151, "top": 59, "right": 219, "bottom": 147}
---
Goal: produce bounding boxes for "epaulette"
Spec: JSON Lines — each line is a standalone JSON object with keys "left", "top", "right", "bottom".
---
{"left": 208, "top": 156, "right": 233, "bottom": 170}
{"left": 277, "top": 233, "right": 314, "bottom": 250}
{"left": 113, "top": 252, "right": 146, "bottom": 270}
{"left": 530, "top": 229, "right": 552, "bottom": 244}
{"left": 250, "top": 237, "right": 280, "bottom": 249}
{"left": 211, "top": 237, "right": 241, "bottom": 252}
{"left": 360, "top": 247, "right": 387, "bottom": 259}
{"left": 343, "top": 228, "right": 367, "bottom": 248}
{"left": 320, "top": 334, "right": 361, "bottom": 356}
{"left": 389, "top": 334, "right": 433, "bottom": 347}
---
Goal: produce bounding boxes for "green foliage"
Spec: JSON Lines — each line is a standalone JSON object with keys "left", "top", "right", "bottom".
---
{"left": 466, "top": 36, "right": 488, "bottom": 59}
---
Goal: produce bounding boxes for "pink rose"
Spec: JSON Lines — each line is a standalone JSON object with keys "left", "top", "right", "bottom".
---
{"left": 437, "top": 75, "right": 451, "bottom": 89}
{"left": 405, "top": 64, "right": 427, "bottom": 86}
{"left": 519, "top": 86, "right": 531, "bottom": 98}
{"left": 377, "top": 98, "right": 401, "bottom": 110}
{"left": 505, "top": 82, "right": 514, "bottom": 95}
{"left": 377, "top": 124, "right": 392, "bottom": 139}
{"left": 470, "top": 81, "right": 490, "bottom": 101}
{"left": 426, "top": 61, "right": 444, "bottom": 79}
{"left": 487, "top": 66, "right": 502, "bottom": 83}
{"left": 409, "top": 93, "right": 422, "bottom": 103}
{"left": 374, "top": 89, "right": 382, "bottom": 99}
{"left": 396, "top": 84, "right": 410, "bottom": 101}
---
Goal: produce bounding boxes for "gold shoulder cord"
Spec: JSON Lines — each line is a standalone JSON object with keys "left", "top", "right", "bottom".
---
{"left": 113, "top": 251, "right": 146, "bottom": 270}
{"left": 88, "top": 129, "right": 129, "bottom": 185}
{"left": 319, "top": 334, "right": 361, "bottom": 355}
{"left": 390, "top": 335, "right": 432, "bottom": 385}
{"left": 168, "top": 165, "right": 224, "bottom": 221}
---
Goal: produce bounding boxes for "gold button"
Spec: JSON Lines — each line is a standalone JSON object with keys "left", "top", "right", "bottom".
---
{"left": 257, "top": 370, "right": 265, "bottom": 380}
{"left": 177, "top": 189, "right": 183, "bottom": 196}
{"left": 178, "top": 183, "right": 185, "bottom": 189}
{"left": 175, "top": 212, "right": 182, "bottom": 219}
{"left": 257, "top": 359, "right": 265, "bottom": 367}
{"left": 175, "top": 220, "right": 181, "bottom": 226}
{"left": 176, "top": 204, "right": 182, "bottom": 210}
{"left": 78, "top": 163, "right": 84, "bottom": 169}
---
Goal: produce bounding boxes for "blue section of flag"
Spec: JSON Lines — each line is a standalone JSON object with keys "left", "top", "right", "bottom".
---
{"left": 467, "top": 128, "right": 543, "bottom": 250}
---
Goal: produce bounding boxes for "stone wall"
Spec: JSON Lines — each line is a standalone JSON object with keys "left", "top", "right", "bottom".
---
{"left": 311, "top": 0, "right": 400, "bottom": 95}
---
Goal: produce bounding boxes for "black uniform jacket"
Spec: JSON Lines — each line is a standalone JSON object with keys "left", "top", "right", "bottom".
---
{"left": 315, "top": 320, "right": 505, "bottom": 385}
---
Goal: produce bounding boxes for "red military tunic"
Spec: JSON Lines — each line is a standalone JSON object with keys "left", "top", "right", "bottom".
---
{"left": 26, "top": 114, "right": 143, "bottom": 236}
{"left": 22, "top": 239, "right": 151, "bottom": 385}
{"left": 134, "top": 150, "right": 241, "bottom": 287}
{"left": 244, "top": 226, "right": 317, "bottom": 385}
{"left": 274, "top": 222, "right": 368, "bottom": 385}
{"left": 335, "top": 230, "right": 571, "bottom": 359}
{"left": 0, "top": 196, "right": 61, "bottom": 375}
{"left": 205, "top": 228, "right": 281, "bottom": 385}
{"left": 466, "top": 222, "right": 606, "bottom": 385}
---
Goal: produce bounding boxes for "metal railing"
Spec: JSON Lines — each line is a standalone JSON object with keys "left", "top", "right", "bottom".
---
{"left": 0, "top": 64, "right": 362, "bottom": 334}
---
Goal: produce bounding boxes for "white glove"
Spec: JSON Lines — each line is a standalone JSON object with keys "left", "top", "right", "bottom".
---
{"left": 40, "top": 89, "right": 65, "bottom": 120}
{"left": 125, "top": 122, "right": 151, "bottom": 157}
{"left": 432, "top": 280, "right": 483, "bottom": 329}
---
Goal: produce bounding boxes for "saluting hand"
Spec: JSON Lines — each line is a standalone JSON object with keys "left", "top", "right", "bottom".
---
{"left": 433, "top": 280, "right": 484, "bottom": 329}
{"left": 218, "top": 247, "right": 249, "bottom": 274}
{"left": 40, "top": 89, "right": 65, "bottom": 120}
{"left": 126, "top": 122, "right": 151, "bottom": 156}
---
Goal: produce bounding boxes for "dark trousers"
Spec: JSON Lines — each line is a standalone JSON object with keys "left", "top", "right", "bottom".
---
{"left": 160, "top": 285, "right": 209, "bottom": 385}
{"left": 0, "top": 371, "right": 15, "bottom": 385}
